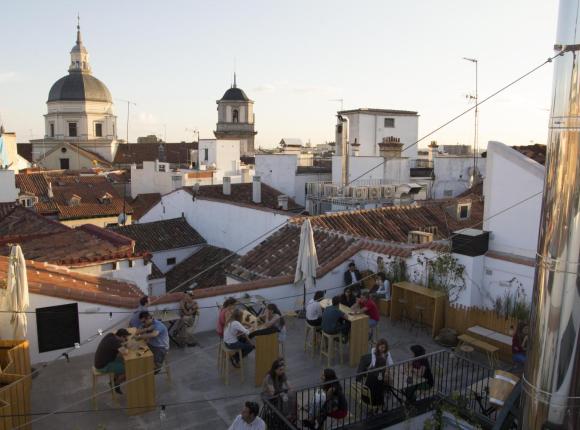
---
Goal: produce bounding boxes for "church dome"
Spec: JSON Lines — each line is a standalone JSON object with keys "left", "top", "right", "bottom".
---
{"left": 48, "top": 72, "right": 112, "bottom": 103}
{"left": 220, "top": 87, "right": 249, "bottom": 102}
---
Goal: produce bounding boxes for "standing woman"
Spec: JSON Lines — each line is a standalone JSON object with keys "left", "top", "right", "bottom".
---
{"left": 261, "top": 359, "right": 295, "bottom": 422}
{"left": 356, "top": 338, "right": 394, "bottom": 407}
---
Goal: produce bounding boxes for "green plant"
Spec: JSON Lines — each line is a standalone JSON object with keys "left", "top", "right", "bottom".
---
{"left": 416, "top": 252, "right": 466, "bottom": 303}
{"left": 385, "top": 257, "right": 408, "bottom": 283}
{"left": 492, "top": 284, "right": 531, "bottom": 322}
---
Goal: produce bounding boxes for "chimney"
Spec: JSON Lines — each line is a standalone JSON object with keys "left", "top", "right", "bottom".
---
{"left": 241, "top": 167, "right": 251, "bottom": 183}
{"left": 428, "top": 140, "right": 439, "bottom": 162}
{"left": 277, "top": 194, "right": 289, "bottom": 210}
{"left": 335, "top": 115, "right": 349, "bottom": 187}
{"left": 223, "top": 176, "right": 231, "bottom": 195}
{"left": 378, "top": 136, "right": 403, "bottom": 159}
{"left": 521, "top": 1, "right": 580, "bottom": 427}
{"left": 252, "top": 176, "right": 261, "bottom": 204}
{"left": 47, "top": 181, "right": 54, "bottom": 199}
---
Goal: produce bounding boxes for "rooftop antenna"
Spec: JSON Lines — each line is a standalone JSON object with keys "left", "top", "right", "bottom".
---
{"left": 232, "top": 57, "right": 237, "bottom": 88}
{"left": 462, "top": 57, "right": 479, "bottom": 183}
{"left": 116, "top": 99, "right": 137, "bottom": 143}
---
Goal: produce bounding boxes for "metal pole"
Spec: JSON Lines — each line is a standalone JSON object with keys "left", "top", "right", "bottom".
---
{"left": 126, "top": 101, "right": 130, "bottom": 143}
{"left": 474, "top": 59, "right": 478, "bottom": 173}
{"left": 521, "top": 0, "right": 580, "bottom": 427}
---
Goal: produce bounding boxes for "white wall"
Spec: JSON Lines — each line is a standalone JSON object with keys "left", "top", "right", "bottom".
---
{"left": 344, "top": 112, "right": 419, "bottom": 158}
{"left": 256, "top": 154, "right": 297, "bottom": 198}
{"left": 152, "top": 246, "right": 201, "bottom": 274}
{"left": 138, "top": 189, "right": 292, "bottom": 255}
{"left": 431, "top": 156, "right": 487, "bottom": 199}
{"left": 72, "top": 258, "right": 151, "bottom": 294}
{"left": 0, "top": 169, "right": 18, "bottom": 203}
{"left": 131, "top": 161, "right": 185, "bottom": 198}
{"left": 482, "top": 256, "right": 535, "bottom": 307}
{"left": 484, "top": 141, "right": 544, "bottom": 258}
{"left": 295, "top": 172, "right": 331, "bottom": 206}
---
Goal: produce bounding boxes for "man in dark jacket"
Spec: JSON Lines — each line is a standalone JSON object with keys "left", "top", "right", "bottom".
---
{"left": 343, "top": 262, "right": 362, "bottom": 296}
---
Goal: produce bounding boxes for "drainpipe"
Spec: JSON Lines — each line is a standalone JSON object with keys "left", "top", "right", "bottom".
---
{"left": 521, "top": 1, "right": 580, "bottom": 427}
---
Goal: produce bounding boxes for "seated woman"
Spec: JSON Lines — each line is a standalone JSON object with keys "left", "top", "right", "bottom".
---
{"left": 223, "top": 309, "right": 255, "bottom": 368}
{"left": 306, "top": 291, "right": 325, "bottom": 327}
{"left": 261, "top": 359, "right": 295, "bottom": 422}
{"left": 340, "top": 286, "right": 357, "bottom": 308}
{"left": 250, "top": 304, "right": 286, "bottom": 338}
{"left": 303, "top": 368, "right": 348, "bottom": 429}
{"left": 356, "top": 338, "right": 394, "bottom": 407}
{"left": 512, "top": 322, "right": 529, "bottom": 369}
{"left": 403, "top": 345, "right": 434, "bottom": 404}
{"left": 374, "top": 273, "right": 391, "bottom": 300}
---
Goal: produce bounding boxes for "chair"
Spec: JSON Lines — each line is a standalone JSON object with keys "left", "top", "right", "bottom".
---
{"left": 305, "top": 324, "right": 320, "bottom": 356}
{"left": 91, "top": 366, "right": 117, "bottom": 410}
{"left": 413, "top": 304, "right": 427, "bottom": 334}
{"left": 349, "top": 381, "right": 380, "bottom": 414}
{"left": 320, "top": 332, "right": 343, "bottom": 367}
{"left": 220, "top": 344, "right": 244, "bottom": 385}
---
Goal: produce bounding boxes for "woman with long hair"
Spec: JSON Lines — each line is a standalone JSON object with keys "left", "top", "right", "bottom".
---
{"left": 356, "top": 338, "right": 394, "bottom": 406}
{"left": 303, "top": 368, "right": 348, "bottom": 429}
{"left": 403, "top": 344, "right": 434, "bottom": 404}
{"left": 223, "top": 308, "right": 255, "bottom": 367}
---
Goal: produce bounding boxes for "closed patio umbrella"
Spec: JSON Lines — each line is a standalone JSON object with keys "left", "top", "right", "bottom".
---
{"left": 6, "top": 244, "right": 29, "bottom": 339}
{"left": 294, "top": 219, "right": 319, "bottom": 315}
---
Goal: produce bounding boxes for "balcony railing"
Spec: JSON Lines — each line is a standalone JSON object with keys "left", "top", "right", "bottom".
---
{"left": 262, "top": 350, "right": 499, "bottom": 430}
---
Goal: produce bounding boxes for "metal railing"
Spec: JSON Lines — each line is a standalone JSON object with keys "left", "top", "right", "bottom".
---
{"left": 261, "top": 350, "right": 498, "bottom": 429}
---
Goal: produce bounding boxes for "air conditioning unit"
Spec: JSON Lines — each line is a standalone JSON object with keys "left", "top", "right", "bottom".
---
{"left": 342, "top": 186, "right": 354, "bottom": 197}
{"left": 382, "top": 185, "right": 395, "bottom": 198}
{"left": 407, "top": 230, "right": 434, "bottom": 244}
{"left": 323, "top": 184, "right": 338, "bottom": 197}
{"left": 368, "top": 186, "right": 382, "bottom": 200}
{"left": 353, "top": 186, "right": 368, "bottom": 200}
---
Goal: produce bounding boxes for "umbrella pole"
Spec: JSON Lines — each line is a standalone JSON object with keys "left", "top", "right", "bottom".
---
{"left": 302, "top": 283, "right": 306, "bottom": 319}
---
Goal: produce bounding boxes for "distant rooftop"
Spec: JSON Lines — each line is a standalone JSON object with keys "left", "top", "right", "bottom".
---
{"left": 130, "top": 193, "right": 161, "bottom": 221}
{"left": 113, "top": 142, "right": 198, "bottom": 165}
{"left": 511, "top": 144, "right": 546, "bottom": 165}
{"left": 339, "top": 108, "right": 418, "bottom": 116}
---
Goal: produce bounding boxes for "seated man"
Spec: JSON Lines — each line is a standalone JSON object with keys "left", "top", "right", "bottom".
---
{"left": 172, "top": 290, "right": 199, "bottom": 347}
{"left": 228, "top": 401, "right": 266, "bottom": 430}
{"left": 129, "top": 295, "right": 149, "bottom": 328}
{"left": 136, "top": 311, "right": 170, "bottom": 371}
{"left": 94, "top": 328, "right": 130, "bottom": 393}
{"left": 353, "top": 292, "right": 380, "bottom": 330}
{"left": 343, "top": 262, "right": 362, "bottom": 296}
{"left": 321, "top": 295, "right": 349, "bottom": 341}
{"left": 306, "top": 291, "right": 325, "bottom": 327}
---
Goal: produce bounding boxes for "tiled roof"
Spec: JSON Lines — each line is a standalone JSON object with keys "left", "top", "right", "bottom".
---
{"left": 165, "top": 245, "right": 234, "bottom": 292}
{"left": 0, "top": 257, "right": 143, "bottom": 308}
{"left": 130, "top": 193, "right": 161, "bottom": 221}
{"left": 456, "top": 182, "right": 483, "bottom": 198}
{"left": 17, "top": 143, "right": 32, "bottom": 162}
{"left": 113, "top": 142, "right": 198, "bottom": 165}
{"left": 304, "top": 198, "right": 483, "bottom": 242}
{"left": 187, "top": 183, "right": 303, "bottom": 212}
{"left": 0, "top": 204, "right": 70, "bottom": 240}
{"left": 15, "top": 172, "right": 132, "bottom": 220}
{"left": 511, "top": 144, "right": 546, "bottom": 165}
{"left": 108, "top": 218, "right": 205, "bottom": 253}
{"left": 149, "top": 262, "right": 165, "bottom": 280}
{"left": 296, "top": 166, "right": 332, "bottom": 174}
{"left": 229, "top": 225, "right": 357, "bottom": 281}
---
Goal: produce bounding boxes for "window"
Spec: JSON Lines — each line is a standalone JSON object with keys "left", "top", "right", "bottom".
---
{"left": 384, "top": 118, "right": 395, "bottom": 128}
{"left": 36, "top": 303, "right": 80, "bottom": 353}
{"left": 50, "top": 123, "right": 55, "bottom": 137}
{"left": 61, "top": 147, "right": 67, "bottom": 153}
{"left": 158, "top": 164, "right": 166, "bottom": 172}
{"left": 60, "top": 158, "right": 70, "bottom": 170}
{"left": 128, "top": 260, "right": 134, "bottom": 268}
{"left": 166, "top": 257, "right": 176, "bottom": 266}
{"left": 101, "top": 262, "right": 116, "bottom": 271}
{"left": 203, "top": 148, "right": 209, "bottom": 161}
{"left": 443, "top": 190, "right": 453, "bottom": 197}
{"left": 68, "top": 122, "right": 77, "bottom": 137}
{"left": 459, "top": 204, "right": 470, "bottom": 219}
{"left": 232, "top": 109, "right": 239, "bottom": 123}
{"left": 95, "top": 123, "right": 103, "bottom": 137}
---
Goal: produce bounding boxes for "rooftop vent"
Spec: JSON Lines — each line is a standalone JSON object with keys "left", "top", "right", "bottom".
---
{"left": 277, "top": 195, "right": 289, "bottom": 210}
{"left": 408, "top": 230, "right": 433, "bottom": 244}
{"left": 223, "top": 176, "right": 231, "bottom": 195}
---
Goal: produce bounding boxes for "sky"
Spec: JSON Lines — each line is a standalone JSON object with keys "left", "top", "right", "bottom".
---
{"left": 0, "top": 0, "right": 559, "bottom": 149}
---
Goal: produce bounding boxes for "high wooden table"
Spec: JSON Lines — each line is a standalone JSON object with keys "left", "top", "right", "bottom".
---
{"left": 390, "top": 282, "right": 446, "bottom": 337}
{"left": 125, "top": 328, "right": 156, "bottom": 415}
{"left": 320, "top": 300, "right": 369, "bottom": 367}
{"left": 254, "top": 333, "right": 279, "bottom": 386}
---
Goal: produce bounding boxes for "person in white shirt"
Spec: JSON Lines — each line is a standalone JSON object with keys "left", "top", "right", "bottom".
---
{"left": 374, "top": 273, "right": 391, "bottom": 300}
{"left": 223, "top": 309, "right": 255, "bottom": 368}
{"left": 228, "top": 401, "right": 266, "bottom": 430}
{"left": 306, "top": 291, "right": 325, "bottom": 327}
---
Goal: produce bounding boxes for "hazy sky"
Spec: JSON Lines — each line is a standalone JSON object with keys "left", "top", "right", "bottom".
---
{"left": 1, "top": 0, "right": 558, "bottom": 149}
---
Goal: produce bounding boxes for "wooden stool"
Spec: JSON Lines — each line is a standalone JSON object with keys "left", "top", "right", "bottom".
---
{"left": 304, "top": 324, "right": 320, "bottom": 356}
{"left": 459, "top": 344, "right": 474, "bottom": 359}
{"left": 221, "top": 345, "right": 244, "bottom": 385}
{"left": 91, "top": 366, "right": 117, "bottom": 410}
{"left": 217, "top": 342, "right": 225, "bottom": 374}
{"left": 397, "top": 298, "right": 410, "bottom": 327}
{"left": 369, "top": 324, "right": 379, "bottom": 346}
{"left": 320, "top": 332, "right": 343, "bottom": 367}
{"left": 414, "top": 305, "right": 427, "bottom": 333}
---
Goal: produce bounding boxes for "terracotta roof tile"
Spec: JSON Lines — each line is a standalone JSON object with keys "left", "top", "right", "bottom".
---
{"left": 113, "top": 142, "right": 198, "bottom": 166}
{"left": 0, "top": 257, "right": 143, "bottom": 308}
{"left": 511, "top": 144, "right": 546, "bottom": 165}
{"left": 15, "top": 172, "right": 132, "bottom": 220}
{"left": 165, "top": 246, "right": 234, "bottom": 292}
{"left": 108, "top": 218, "right": 205, "bottom": 253}
{"left": 17, "top": 143, "right": 33, "bottom": 162}
{"left": 188, "top": 183, "right": 303, "bottom": 212}
{"left": 0, "top": 204, "right": 70, "bottom": 240}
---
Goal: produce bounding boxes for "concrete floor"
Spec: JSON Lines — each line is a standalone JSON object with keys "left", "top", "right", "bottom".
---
{"left": 29, "top": 316, "right": 483, "bottom": 430}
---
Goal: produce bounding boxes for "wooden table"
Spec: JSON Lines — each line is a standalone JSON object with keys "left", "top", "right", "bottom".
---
{"left": 457, "top": 334, "right": 499, "bottom": 368}
{"left": 320, "top": 300, "right": 369, "bottom": 367}
{"left": 254, "top": 332, "right": 279, "bottom": 386}
{"left": 390, "top": 282, "right": 446, "bottom": 337}
{"left": 125, "top": 328, "right": 156, "bottom": 415}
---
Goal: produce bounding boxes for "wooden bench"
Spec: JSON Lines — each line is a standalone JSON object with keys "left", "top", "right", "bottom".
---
{"left": 457, "top": 334, "right": 500, "bottom": 368}
{"left": 467, "top": 326, "right": 512, "bottom": 362}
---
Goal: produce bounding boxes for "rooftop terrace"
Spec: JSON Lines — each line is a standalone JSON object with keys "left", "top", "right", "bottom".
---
{"left": 27, "top": 315, "right": 505, "bottom": 430}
